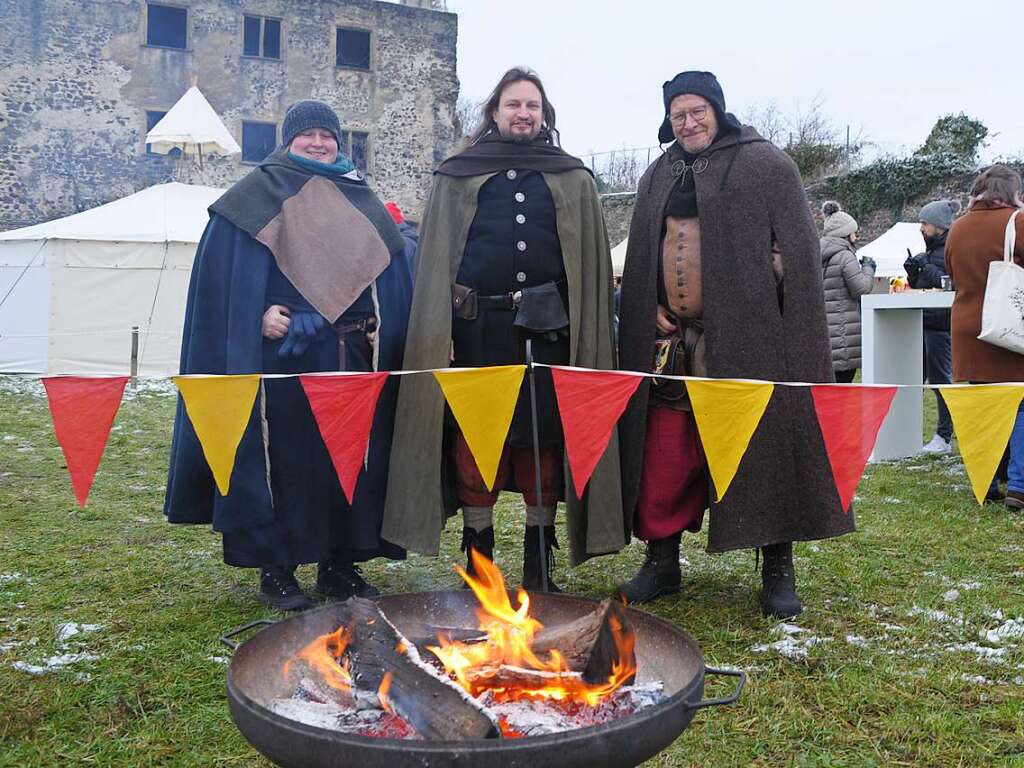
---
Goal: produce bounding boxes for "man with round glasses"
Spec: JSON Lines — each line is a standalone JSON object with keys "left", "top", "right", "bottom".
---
{"left": 616, "top": 70, "right": 850, "bottom": 618}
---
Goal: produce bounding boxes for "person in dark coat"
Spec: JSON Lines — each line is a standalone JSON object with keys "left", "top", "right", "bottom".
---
{"left": 383, "top": 68, "right": 621, "bottom": 592}
{"left": 904, "top": 199, "right": 960, "bottom": 454}
{"left": 164, "top": 100, "right": 412, "bottom": 611}
{"left": 616, "top": 71, "right": 852, "bottom": 618}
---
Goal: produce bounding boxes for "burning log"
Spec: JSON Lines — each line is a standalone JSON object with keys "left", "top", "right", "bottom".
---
{"left": 465, "top": 664, "right": 584, "bottom": 690}
{"left": 532, "top": 600, "right": 636, "bottom": 685}
{"left": 342, "top": 598, "right": 500, "bottom": 741}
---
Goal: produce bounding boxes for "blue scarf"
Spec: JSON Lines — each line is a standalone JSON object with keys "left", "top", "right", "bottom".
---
{"left": 287, "top": 151, "right": 356, "bottom": 179}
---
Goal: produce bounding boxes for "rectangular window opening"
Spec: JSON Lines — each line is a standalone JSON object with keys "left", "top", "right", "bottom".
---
{"left": 340, "top": 130, "right": 370, "bottom": 173}
{"left": 242, "top": 121, "right": 277, "bottom": 163}
{"left": 336, "top": 28, "right": 370, "bottom": 70}
{"left": 243, "top": 15, "right": 281, "bottom": 59}
{"left": 146, "top": 3, "right": 188, "bottom": 50}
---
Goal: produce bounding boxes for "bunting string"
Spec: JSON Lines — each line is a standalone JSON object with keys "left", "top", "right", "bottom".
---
{"left": 9, "top": 365, "right": 1023, "bottom": 509}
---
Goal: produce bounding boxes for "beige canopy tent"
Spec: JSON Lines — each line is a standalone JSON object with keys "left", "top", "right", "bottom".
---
{"left": 0, "top": 182, "right": 224, "bottom": 375}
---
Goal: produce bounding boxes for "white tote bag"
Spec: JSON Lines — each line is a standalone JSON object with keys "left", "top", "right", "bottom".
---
{"left": 977, "top": 209, "right": 1024, "bottom": 354}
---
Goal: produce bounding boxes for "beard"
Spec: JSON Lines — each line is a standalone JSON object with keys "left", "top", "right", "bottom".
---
{"left": 499, "top": 121, "right": 539, "bottom": 143}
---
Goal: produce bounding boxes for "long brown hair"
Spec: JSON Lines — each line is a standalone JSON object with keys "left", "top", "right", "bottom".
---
{"left": 468, "top": 67, "right": 558, "bottom": 145}
{"left": 969, "top": 165, "right": 1023, "bottom": 207}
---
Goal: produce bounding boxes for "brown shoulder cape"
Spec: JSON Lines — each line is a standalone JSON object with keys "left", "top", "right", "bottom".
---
{"left": 382, "top": 169, "right": 624, "bottom": 565}
{"left": 618, "top": 127, "right": 853, "bottom": 552}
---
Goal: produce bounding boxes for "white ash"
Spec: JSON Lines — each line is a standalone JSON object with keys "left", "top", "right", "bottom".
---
{"left": 478, "top": 682, "right": 665, "bottom": 737}
{"left": 268, "top": 698, "right": 421, "bottom": 738}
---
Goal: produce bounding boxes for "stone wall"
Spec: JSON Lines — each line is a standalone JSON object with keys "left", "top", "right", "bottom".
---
{"left": 0, "top": 0, "right": 458, "bottom": 230}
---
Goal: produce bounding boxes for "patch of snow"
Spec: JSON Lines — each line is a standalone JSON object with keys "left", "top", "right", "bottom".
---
{"left": 12, "top": 652, "right": 99, "bottom": 675}
{"left": 962, "top": 674, "right": 992, "bottom": 685}
{"left": 943, "top": 590, "right": 960, "bottom": 603}
{"left": 882, "top": 497, "right": 904, "bottom": 504}
{"left": 846, "top": 635, "right": 871, "bottom": 648}
{"left": 0, "top": 573, "right": 24, "bottom": 585}
{"left": 207, "top": 656, "right": 230, "bottom": 665}
{"left": 907, "top": 606, "right": 966, "bottom": 627}
{"left": 880, "top": 622, "right": 906, "bottom": 632}
{"left": 946, "top": 643, "right": 1008, "bottom": 663}
{"left": 750, "top": 635, "right": 830, "bottom": 660}
{"left": 980, "top": 618, "right": 1024, "bottom": 644}
{"left": 56, "top": 622, "right": 104, "bottom": 646}
{"left": 776, "top": 623, "right": 806, "bottom": 636}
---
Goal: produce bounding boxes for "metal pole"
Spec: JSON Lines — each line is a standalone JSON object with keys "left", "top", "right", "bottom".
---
{"left": 525, "top": 339, "right": 549, "bottom": 593}
{"left": 130, "top": 326, "right": 139, "bottom": 388}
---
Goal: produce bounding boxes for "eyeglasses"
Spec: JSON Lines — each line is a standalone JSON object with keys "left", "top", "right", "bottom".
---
{"left": 669, "top": 105, "right": 710, "bottom": 125}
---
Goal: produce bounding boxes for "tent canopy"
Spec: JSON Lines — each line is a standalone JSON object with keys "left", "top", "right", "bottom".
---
{"left": 145, "top": 86, "right": 241, "bottom": 157}
{"left": 0, "top": 183, "right": 224, "bottom": 375}
{"left": 611, "top": 237, "right": 627, "bottom": 277}
{"left": 856, "top": 222, "right": 925, "bottom": 279}
{"left": 0, "top": 182, "right": 224, "bottom": 244}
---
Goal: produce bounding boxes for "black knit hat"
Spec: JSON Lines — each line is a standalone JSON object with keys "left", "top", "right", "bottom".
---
{"left": 282, "top": 100, "right": 341, "bottom": 147}
{"left": 657, "top": 70, "right": 741, "bottom": 144}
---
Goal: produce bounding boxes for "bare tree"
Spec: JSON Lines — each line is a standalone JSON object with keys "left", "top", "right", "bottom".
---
{"left": 454, "top": 95, "right": 480, "bottom": 142}
{"left": 743, "top": 101, "right": 788, "bottom": 146}
{"left": 594, "top": 148, "right": 646, "bottom": 194}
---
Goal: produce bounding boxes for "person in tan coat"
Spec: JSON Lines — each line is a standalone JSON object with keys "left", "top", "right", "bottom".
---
{"left": 945, "top": 165, "right": 1024, "bottom": 509}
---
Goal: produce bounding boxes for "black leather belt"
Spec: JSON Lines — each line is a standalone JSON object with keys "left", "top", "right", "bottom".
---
{"left": 335, "top": 317, "right": 377, "bottom": 334}
{"left": 477, "top": 291, "right": 522, "bottom": 311}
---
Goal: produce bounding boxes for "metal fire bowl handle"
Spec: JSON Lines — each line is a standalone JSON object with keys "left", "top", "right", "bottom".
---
{"left": 689, "top": 667, "right": 746, "bottom": 710}
{"left": 220, "top": 619, "right": 277, "bottom": 651}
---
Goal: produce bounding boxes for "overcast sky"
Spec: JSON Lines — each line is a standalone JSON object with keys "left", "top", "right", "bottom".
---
{"left": 445, "top": 0, "right": 1024, "bottom": 163}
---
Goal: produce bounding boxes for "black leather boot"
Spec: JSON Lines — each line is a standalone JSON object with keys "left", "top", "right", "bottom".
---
{"left": 522, "top": 525, "right": 561, "bottom": 593}
{"left": 259, "top": 566, "right": 314, "bottom": 611}
{"left": 316, "top": 560, "right": 381, "bottom": 600}
{"left": 459, "top": 527, "right": 495, "bottom": 586}
{"left": 760, "top": 542, "right": 803, "bottom": 619}
{"left": 615, "top": 534, "right": 682, "bottom": 604}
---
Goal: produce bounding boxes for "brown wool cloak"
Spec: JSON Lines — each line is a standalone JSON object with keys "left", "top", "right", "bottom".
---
{"left": 618, "top": 127, "right": 853, "bottom": 553}
{"left": 381, "top": 169, "right": 624, "bottom": 565}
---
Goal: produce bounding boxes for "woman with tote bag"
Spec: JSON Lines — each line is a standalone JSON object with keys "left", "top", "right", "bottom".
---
{"left": 945, "top": 165, "right": 1024, "bottom": 509}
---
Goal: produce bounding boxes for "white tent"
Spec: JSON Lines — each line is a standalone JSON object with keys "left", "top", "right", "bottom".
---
{"left": 856, "top": 222, "right": 925, "bottom": 279}
{"left": 0, "top": 182, "right": 224, "bottom": 375}
{"left": 145, "top": 86, "right": 241, "bottom": 157}
{"left": 611, "top": 237, "right": 628, "bottom": 277}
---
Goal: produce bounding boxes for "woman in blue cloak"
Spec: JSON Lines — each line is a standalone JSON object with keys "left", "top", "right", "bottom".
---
{"left": 164, "top": 101, "right": 412, "bottom": 610}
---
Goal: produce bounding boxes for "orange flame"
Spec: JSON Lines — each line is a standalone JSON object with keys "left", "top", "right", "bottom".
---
{"left": 377, "top": 671, "right": 397, "bottom": 715}
{"left": 428, "top": 550, "right": 637, "bottom": 706}
{"left": 282, "top": 624, "right": 353, "bottom": 693}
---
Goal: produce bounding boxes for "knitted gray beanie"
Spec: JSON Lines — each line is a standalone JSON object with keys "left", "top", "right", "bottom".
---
{"left": 918, "top": 200, "right": 961, "bottom": 231}
{"left": 821, "top": 201, "right": 858, "bottom": 238}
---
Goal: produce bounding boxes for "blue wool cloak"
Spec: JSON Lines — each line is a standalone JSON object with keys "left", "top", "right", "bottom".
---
{"left": 163, "top": 207, "right": 412, "bottom": 567}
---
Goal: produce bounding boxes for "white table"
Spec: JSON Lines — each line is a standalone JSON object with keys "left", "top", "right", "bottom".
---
{"left": 861, "top": 291, "right": 954, "bottom": 461}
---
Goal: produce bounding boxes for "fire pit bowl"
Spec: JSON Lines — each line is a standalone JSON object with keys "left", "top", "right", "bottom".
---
{"left": 221, "top": 591, "right": 744, "bottom": 768}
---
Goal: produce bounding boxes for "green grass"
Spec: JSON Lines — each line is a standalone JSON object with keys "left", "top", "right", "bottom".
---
{"left": 1, "top": 379, "right": 1022, "bottom": 767}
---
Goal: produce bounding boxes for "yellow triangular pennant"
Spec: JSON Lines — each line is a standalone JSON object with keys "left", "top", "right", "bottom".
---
{"left": 939, "top": 385, "right": 1024, "bottom": 504}
{"left": 174, "top": 374, "right": 261, "bottom": 496}
{"left": 433, "top": 365, "right": 526, "bottom": 491}
{"left": 687, "top": 379, "right": 775, "bottom": 502}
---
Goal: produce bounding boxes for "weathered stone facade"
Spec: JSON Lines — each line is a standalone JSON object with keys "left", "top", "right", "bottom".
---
{"left": 0, "top": 0, "right": 458, "bottom": 230}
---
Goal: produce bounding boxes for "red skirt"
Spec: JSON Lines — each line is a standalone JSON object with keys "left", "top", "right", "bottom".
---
{"left": 634, "top": 406, "right": 708, "bottom": 540}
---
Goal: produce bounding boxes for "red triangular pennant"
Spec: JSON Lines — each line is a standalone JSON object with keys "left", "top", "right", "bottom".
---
{"left": 551, "top": 367, "right": 641, "bottom": 498}
{"left": 300, "top": 373, "right": 389, "bottom": 504}
{"left": 42, "top": 376, "right": 129, "bottom": 507}
{"left": 810, "top": 384, "right": 897, "bottom": 512}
